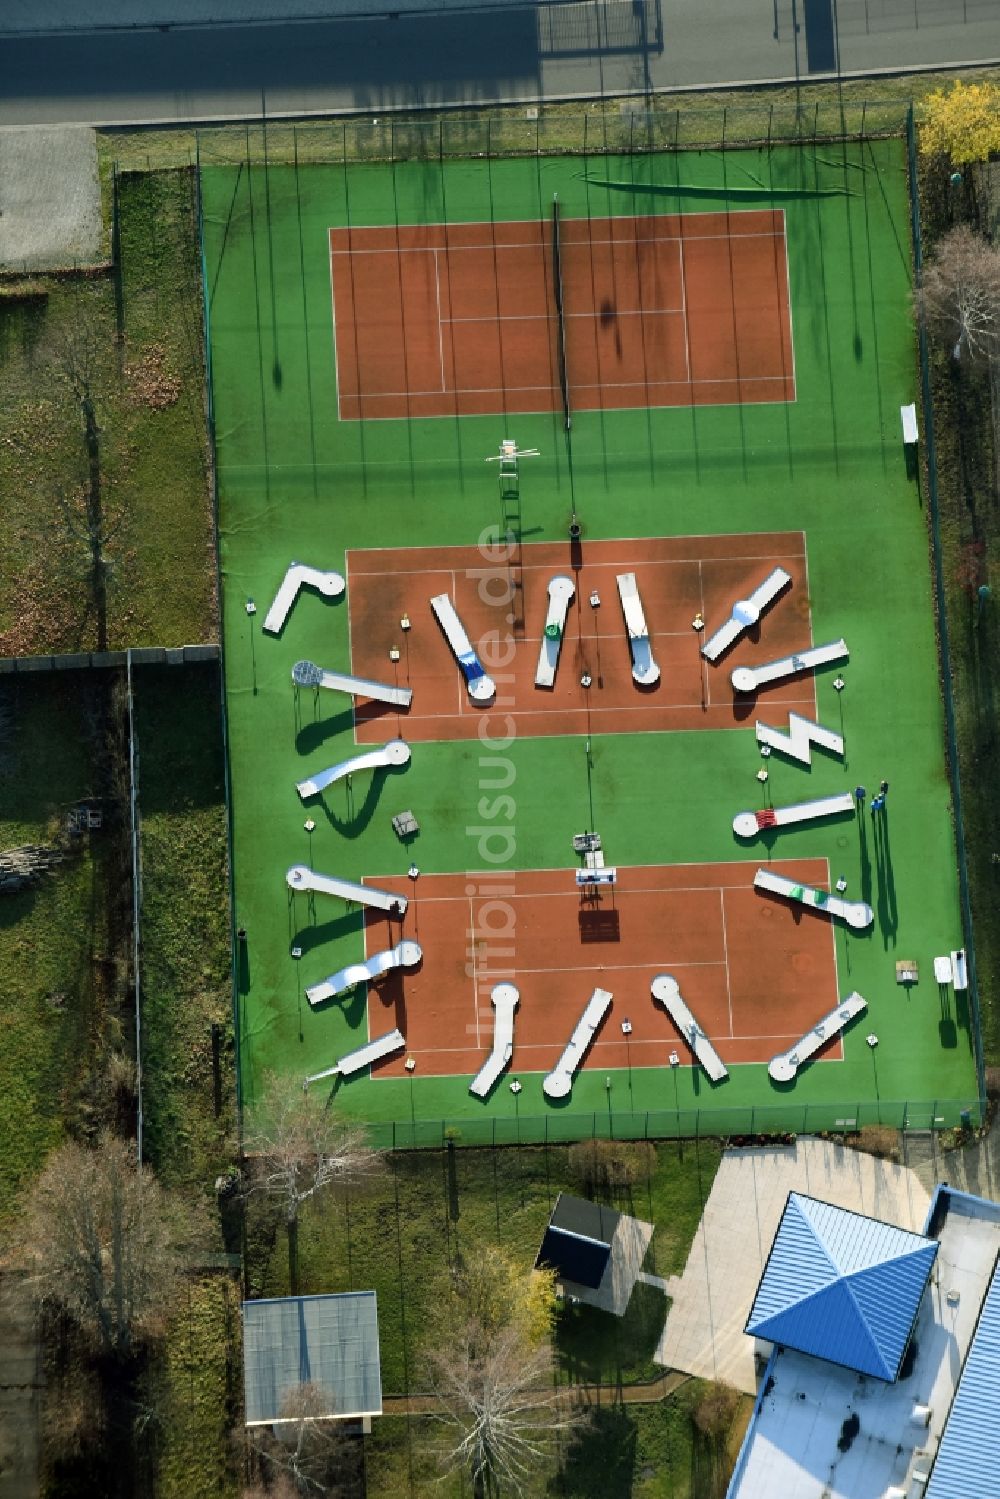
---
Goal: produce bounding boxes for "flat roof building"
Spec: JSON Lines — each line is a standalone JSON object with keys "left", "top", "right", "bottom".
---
{"left": 242, "top": 1292, "right": 382, "bottom": 1433}
{"left": 728, "top": 1186, "right": 1000, "bottom": 1499}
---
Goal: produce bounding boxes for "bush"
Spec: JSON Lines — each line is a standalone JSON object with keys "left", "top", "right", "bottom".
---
{"left": 845, "top": 1126, "right": 901, "bottom": 1163}
{"left": 692, "top": 1381, "right": 742, "bottom": 1442}
{"left": 920, "top": 81, "right": 1000, "bottom": 165}
{"left": 568, "top": 1138, "right": 657, "bottom": 1196}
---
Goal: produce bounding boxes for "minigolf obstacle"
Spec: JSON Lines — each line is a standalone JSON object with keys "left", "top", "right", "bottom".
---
{"left": 701, "top": 566, "right": 791, "bottom": 663}
{"left": 286, "top": 865, "right": 407, "bottom": 915}
{"left": 730, "top": 638, "right": 849, "bottom": 695}
{"left": 616, "top": 572, "right": 660, "bottom": 686}
{"left": 535, "top": 576, "right": 575, "bottom": 688}
{"left": 263, "top": 562, "right": 345, "bottom": 635}
{"left": 733, "top": 791, "right": 856, "bottom": 840}
{"left": 542, "top": 987, "right": 612, "bottom": 1098}
{"left": 650, "top": 974, "right": 728, "bottom": 1083}
{"left": 469, "top": 982, "right": 520, "bottom": 1097}
{"left": 755, "top": 712, "right": 843, "bottom": 766}
{"left": 768, "top": 992, "right": 867, "bottom": 1083}
{"left": 292, "top": 659, "right": 412, "bottom": 708}
{"left": 753, "top": 868, "right": 873, "bottom": 931}
{"left": 296, "top": 739, "right": 411, "bottom": 800}
{"left": 430, "top": 593, "right": 496, "bottom": 704}
{"left": 306, "top": 939, "right": 423, "bottom": 1007}
{"left": 303, "top": 1027, "right": 406, "bottom": 1087}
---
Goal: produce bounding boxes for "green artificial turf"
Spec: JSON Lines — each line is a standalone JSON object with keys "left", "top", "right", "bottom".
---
{"left": 201, "top": 139, "right": 980, "bottom": 1137}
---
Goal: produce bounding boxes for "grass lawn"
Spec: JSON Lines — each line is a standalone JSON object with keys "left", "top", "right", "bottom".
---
{"left": 0, "top": 675, "right": 108, "bottom": 1222}
{"left": 134, "top": 663, "right": 234, "bottom": 1198}
{"left": 366, "top": 1382, "right": 752, "bottom": 1499}
{"left": 203, "top": 137, "right": 979, "bottom": 1136}
{"left": 0, "top": 170, "right": 214, "bottom": 654}
{"left": 245, "top": 1137, "right": 721, "bottom": 1394}
{"left": 144, "top": 1273, "right": 240, "bottom": 1499}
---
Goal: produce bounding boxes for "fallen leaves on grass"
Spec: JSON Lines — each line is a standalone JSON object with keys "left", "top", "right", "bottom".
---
{"left": 124, "top": 344, "right": 182, "bottom": 410}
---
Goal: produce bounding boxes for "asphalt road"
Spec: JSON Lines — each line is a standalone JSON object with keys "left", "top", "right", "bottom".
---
{"left": 0, "top": 0, "right": 999, "bottom": 126}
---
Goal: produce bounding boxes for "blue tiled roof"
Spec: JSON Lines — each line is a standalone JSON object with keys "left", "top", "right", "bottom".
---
{"left": 745, "top": 1193, "right": 938, "bottom": 1381}
{"left": 926, "top": 1258, "right": 1000, "bottom": 1499}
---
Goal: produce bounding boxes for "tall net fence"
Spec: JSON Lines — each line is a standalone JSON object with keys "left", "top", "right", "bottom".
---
{"left": 192, "top": 99, "right": 915, "bottom": 170}
{"left": 367, "top": 1096, "right": 984, "bottom": 1150}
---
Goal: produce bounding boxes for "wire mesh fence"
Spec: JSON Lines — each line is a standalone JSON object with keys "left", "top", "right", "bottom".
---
{"left": 192, "top": 99, "right": 915, "bottom": 171}
{"left": 366, "top": 1097, "right": 984, "bottom": 1150}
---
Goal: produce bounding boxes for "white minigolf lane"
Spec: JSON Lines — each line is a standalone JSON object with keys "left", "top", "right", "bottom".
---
{"left": 469, "top": 982, "right": 520, "bottom": 1097}
{"left": 291, "top": 659, "right": 412, "bottom": 708}
{"left": 733, "top": 792, "right": 856, "bottom": 841}
{"left": 306, "top": 939, "right": 423, "bottom": 1007}
{"left": 535, "top": 576, "right": 575, "bottom": 688}
{"left": 768, "top": 992, "right": 867, "bottom": 1083}
{"left": 616, "top": 572, "right": 660, "bottom": 686}
{"left": 731, "top": 638, "right": 849, "bottom": 695}
{"left": 753, "top": 868, "right": 873, "bottom": 930}
{"left": 296, "top": 738, "right": 410, "bottom": 800}
{"left": 542, "top": 986, "right": 612, "bottom": 1098}
{"left": 430, "top": 592, "right": 496, "bottom": 704}
{"left": 701, "top": 566, "right": 791, "bottom": 662}
{"left": 286, "top": 865, "right": 407, "bottom": 915}
{"left": 303, "top": 1028, "right": 406, "bottom": 1086}
{"left": 263, "top": 562, "right": 345, "bottom": 634}
{"left": 651, "top": 974, "right": 728, "bottom": 1083}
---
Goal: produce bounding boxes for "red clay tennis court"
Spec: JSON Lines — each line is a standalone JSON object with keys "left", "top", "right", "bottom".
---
{"left": 358, "top": 860, "right": 840, "bottom": 1081}
{"left": 329, "top": 209, "right": 795, "bottom": 419}
{"left": 346, "top": 532, "right": 816, "bottom": 743}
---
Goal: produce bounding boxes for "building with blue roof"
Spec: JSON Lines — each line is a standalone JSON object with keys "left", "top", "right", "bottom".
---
{"left": 745, "top": 1192, "right": 938, "bottom": 1381}
{"left": 925, "top": 1253, "right": 1000, "bottom": 1499}
{"left": 727, "top": 1185, "right": 1000, "bottom": 1499}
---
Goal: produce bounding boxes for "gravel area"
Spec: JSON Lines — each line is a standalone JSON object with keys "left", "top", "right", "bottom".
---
{"left": 0, "top": 126, "right": 102, "bottom": 271}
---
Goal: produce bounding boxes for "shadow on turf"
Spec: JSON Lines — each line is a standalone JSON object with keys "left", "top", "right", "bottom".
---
{"left": 288, "top": 906, "right": 364, "bottom": 956}
{"left": 295, "top": 707, "right": 357, "bottom": 755}
{"left": 314, "top": 765, "right": 399, "bottom": 838}
{"left": 548, "top": 1404, "right": 637, "bottom": 1498}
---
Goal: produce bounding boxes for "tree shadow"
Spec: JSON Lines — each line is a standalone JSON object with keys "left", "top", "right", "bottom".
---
{"left": 548, "top": 1404, "right": 637, "bottom": 1499}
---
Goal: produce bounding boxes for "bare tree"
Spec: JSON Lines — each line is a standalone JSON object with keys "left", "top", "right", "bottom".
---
{"left": 243, "top": 1073, "right": 381, "bottom": 1292}
{"left": 22, "top": 1134, "right": 185, "bottom": 1360}
{"left": 425, "top": 1318, "right": 582, "bottom": 1499}
{"left": 247, "top": 1382, "right": 359, "bottom": 1498}
{"left": 916, "top": 225, "right": 1000, "bottom": 366}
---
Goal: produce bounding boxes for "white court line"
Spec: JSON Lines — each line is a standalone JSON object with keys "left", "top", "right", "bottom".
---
{"left": 782, "top": 210, "right": 798, "bottom": 402}
{"left": 344, "top": 373, "right": 795, "bottom": 401}
{"left": 380, "top": 876, "right": 823, "bottom": 904}
{"left": 438, "top": 307, "right": 685, "bottom": 323}
{"left": 433, "top": 249, "right": 446, "bottom": 393}
{"left": 697, "top": 559, "right": 710, "bottom": 708}
{"left": 720, "top": 888, "right": 735, "bottom": 1038}
{"left": 330, "top": 230, "right": 788, "bottom": 255}
{"left": 397, "top": 1030, "right": 834, "bottom": 1057}
{"left": 350, "top": 545, "right": 806, "bottom": 574}
{"left": 358, "top": 697, "right": 820, "bottom": 728}
{"left": 467, "top": 892, "right": 481, "bottom": 1048}
{"left": 678, "top": 235, "right": 692, "bottom": 384}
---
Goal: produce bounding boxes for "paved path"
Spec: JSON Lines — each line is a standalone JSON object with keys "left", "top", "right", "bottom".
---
{"left": 382, "top": 1367, "right": 689, "bottom": 1414}
{"left": 0, "top": 1274, "right": 42, "bottom": 1499}
{"left": 655, "top": 1138, "right": 931, "bottom": 1395}
{"left": 1, "top": 0, "right": 998, "bottom": 127}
